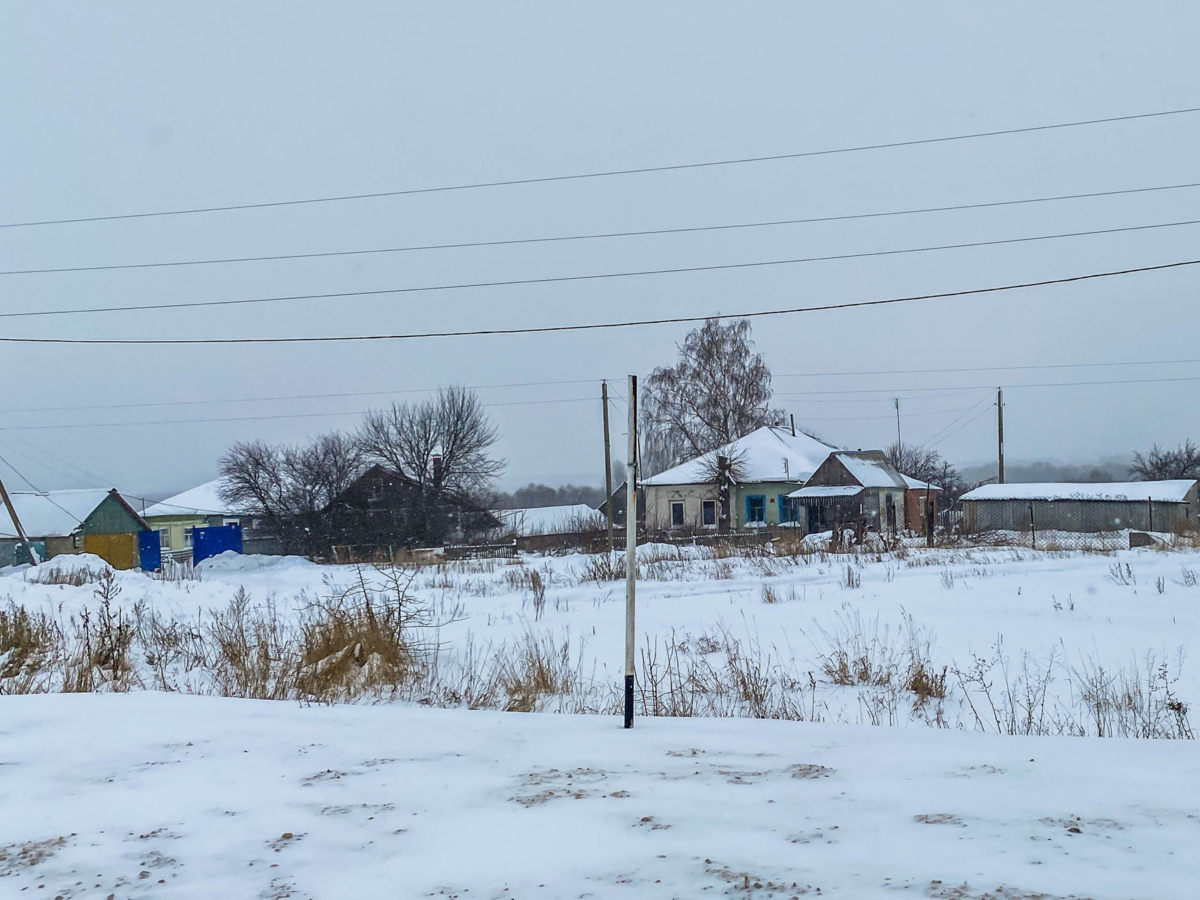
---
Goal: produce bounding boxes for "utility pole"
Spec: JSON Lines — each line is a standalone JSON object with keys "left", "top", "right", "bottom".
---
{"left": 996, "top": 388, "right": 1005, "bottom": 485}
{"left": 602, "top": 381, "right": 614, "bottom": 555}
{"left": 894, "top": 398, "right": 902, "bottom": 449}
{"left": 624, "top": 374, "right": 638, "bottom": 730}
{"left": 0, "top": 474, "right": 39, "bottom": 565}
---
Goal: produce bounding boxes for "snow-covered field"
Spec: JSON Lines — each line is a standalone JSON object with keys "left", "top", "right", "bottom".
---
{"left": 2, "top": 544, "right": 1198, "bottom": 896}
{"left": 3, "top": 694, "right": 1199, "bottom": 899}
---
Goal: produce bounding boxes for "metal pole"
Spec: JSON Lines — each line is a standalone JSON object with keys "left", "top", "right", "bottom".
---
{"left": 894, "top": 397, "right": 902, "bottom": 449}
{"left": 602, "top": 381, "right": 614, "bottom": 555}
{"left": 1029, "top": 501, "right": 1036, "bottom": 549}
{"left": 1148, "top": 496, "right": 1154, "bottom": 533}
{"left": 997, "top": 388, "right": 1005, "bottom": 484}
{"left": 624, "top": 375, "right": 638, "bottom": 729}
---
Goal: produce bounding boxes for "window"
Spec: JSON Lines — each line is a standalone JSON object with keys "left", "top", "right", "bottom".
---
{"left": 746, "top": 495, "right": 766, "bottom": 523}
{"left": 183, "top": 527, "right": 194, "bottom": 547}
{"left": 702, "top": 500, "right": 717, "bottom": 527}
{"left": 159, "top": 529, "right": 171, "bottom": 550}
{"left": 670, "top": 501, "right": 685, "bottom": 527}
{"left": 778, "top": 496, "right": 796, "bottom": 524}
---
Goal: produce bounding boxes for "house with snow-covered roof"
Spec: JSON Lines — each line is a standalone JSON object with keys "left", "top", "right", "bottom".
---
{"left": 640, "top": 425, "right": 837, "bottom": 532}
{"left": 141, "top": 479, "right": 240, "bottom": 559}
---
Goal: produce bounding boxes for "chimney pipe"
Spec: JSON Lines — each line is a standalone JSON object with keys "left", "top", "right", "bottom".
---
{"left": 432, "top": 454, "right": 443, "bottom": 489}
{"left": 790, "top": 414, "right": 796, "bottom": 437}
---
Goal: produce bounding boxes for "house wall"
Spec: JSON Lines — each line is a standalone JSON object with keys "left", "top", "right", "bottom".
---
{"left": 644, "top": 481, "right": 805, "bottom": 531}
{"left": 81, "top": 495, "right": 145, "bottom": 536}
{"left": 143, "top": 513, "right": 228, "bottom": 555}
{"left": 644, "top": 483, "right": 720, "bottom": 531}
{"left": 731, "top": 481, "right": 805, "bottom": 529}
{"left": 904, "top": 489, "right": 937, "bottom": 533}
{"left": 964, "top": 491, "right": 1196, "bottom": 534}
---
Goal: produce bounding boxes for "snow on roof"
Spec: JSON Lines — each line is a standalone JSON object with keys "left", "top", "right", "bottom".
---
{"left": 961, "top": 480, "right": 1197, "bottom": 503}
{"left": 641, "top": 426, "right": 837, "bottom": 486}
{"left": 901, "top": 474, "right": 943, "bottom": 491}
{"left": 832, "top": 452, "right": 908, "bottom": 489}
{"left": 493, "top": 504, "right": 603, "bottom": 536}
{"left": 0, "top": 489, "right": 112, "bottom": 539}
{"left": 142, "top": 479, "right": 231, "bottom": 518}
{"left": 789, "top": 484, "right": 864, "bottom": 500}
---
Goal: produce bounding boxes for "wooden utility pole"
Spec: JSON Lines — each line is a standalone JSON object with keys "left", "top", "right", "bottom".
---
{"left": 624, "top": 374, "right": 638, "bottom": 730}
{"left": 894, "top": 397, "right": 902, "bottom": 449}
{"left": 996, "top": 388, "right": 1005, "bottom": 484}
{"left": 602, "top": 381, "right": 614, "bottom": 555}
{"left": 0, "top": 475, "right": 38, "bottom": 564}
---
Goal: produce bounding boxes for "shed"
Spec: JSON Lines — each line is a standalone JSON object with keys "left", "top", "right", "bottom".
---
{"left": 0, "top": 488, "right": 150, "bottom": 569}
{"left": 789, "top": 451, "right": 908, "bottom": 535}
{"left": 960, "top": 480, "right": 1199, "bottom": 534}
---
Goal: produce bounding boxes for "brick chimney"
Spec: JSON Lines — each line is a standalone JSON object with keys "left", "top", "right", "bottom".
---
{"left": 432, "top": 454, "right": 443, "bottom": 490}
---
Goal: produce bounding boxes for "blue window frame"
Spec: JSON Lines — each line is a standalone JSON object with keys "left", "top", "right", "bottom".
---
{"left": 778, "top": 495, "right": 797, "bottom": 523}
{"left": 745, "top": 495, "right": 766, "bottom": 523}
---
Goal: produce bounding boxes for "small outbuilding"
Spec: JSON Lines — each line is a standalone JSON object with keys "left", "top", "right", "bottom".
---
{"left": 0, "top": 488, "right": 152, "bottom": 569}
{"left": 789, "top": 451, "right": 908, "bottom": 535}
{"left": 960, "top": 480, "right": 1199, "bottom": 534}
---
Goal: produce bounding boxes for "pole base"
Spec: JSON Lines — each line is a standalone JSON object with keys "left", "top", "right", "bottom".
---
{"left": 623, "top": 674, "right": 634, "bottom": 729}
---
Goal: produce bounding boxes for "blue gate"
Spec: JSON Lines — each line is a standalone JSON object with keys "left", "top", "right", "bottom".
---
{"left": 138, "top": 530, "right": 162, "bottom": 571}
{"left": 193, "top": 523, "right": 243, "bottom": 564}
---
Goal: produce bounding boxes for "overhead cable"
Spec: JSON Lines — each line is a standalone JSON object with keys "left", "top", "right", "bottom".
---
{"left": 1, "top": 258, "right": 1195, "bottom": 345}
{"left": 4, "top": 105, "right": 1197, "bottom": 229}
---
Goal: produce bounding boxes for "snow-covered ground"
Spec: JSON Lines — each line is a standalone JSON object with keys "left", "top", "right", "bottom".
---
{"left": 2, "top": 693, "right": 1198, "bottom": 899}
{"left": 2, "top": 544, "right": 1198, "bottom": 895}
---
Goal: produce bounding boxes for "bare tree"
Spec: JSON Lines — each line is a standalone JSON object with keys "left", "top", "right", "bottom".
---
{"left": 1130, "top": 440, "right": 1200, "bottom": 481}
{"left": 218, "top": 432, "right": 367, "bottom": 554}
{"left": 640, "top": 319, "right": 783, "bottom": 475}
{"left": 358, "top": 385, "right": 503, "bottom": 498}
{"left": 885, "top": 442, "right": 945, "bottom": 486}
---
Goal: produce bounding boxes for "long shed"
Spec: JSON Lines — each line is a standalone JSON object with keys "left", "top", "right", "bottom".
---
{"left": 960, "top": 480, "right": 1198, "bottom": 534}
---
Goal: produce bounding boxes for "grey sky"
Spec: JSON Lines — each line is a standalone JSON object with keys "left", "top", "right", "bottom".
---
{"left": 1, "top": 2, "right": 1198, "bottom": 502}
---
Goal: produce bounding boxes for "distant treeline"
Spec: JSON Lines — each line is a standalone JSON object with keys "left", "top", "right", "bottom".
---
{"left": 959, "top": 459, "right": 1125, "bottom": 485}
{"left": 492, "top": 483, "right": 606, "bottom": 510}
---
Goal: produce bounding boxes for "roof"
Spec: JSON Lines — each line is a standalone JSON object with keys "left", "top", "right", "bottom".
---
{"left": 901, "top": 474, "right": 943, "bottom": 491}
{"left": 789, "top": 484, "right": 864, "bottom": 500}
{"left": 0, "top": 488, "right": 112, "bottom": 539}
{"left": 641, "top": 426, "right": 837, "bottom": 487}
{"left": 961, "top": 480, "right": 1197, "bottom": 503}
{"left": 493, "top": 504, "right": 603, "bottom": 535}
{"left": 141, "top": 479, "right": 231, "bottom": 518}
{"left": 830, "top": 451, "right": 908, "bottom": 489}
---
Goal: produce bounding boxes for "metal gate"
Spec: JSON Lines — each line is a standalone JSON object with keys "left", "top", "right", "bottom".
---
{"left": 193, "top": 523, "right": 243, "bottom": 564}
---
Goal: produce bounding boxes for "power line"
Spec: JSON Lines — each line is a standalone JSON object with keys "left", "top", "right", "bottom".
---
{"left": 776, "top": 355, "right": 1200, "bottom": 380}
{"left": 777, "top": 373, "right": 1200, "bottom": 397}
{"left": 6, "top": 180, "right": 1200, "bottom": 278}
{"left": 917, "top": 397, "right": 996, "bottom": 448}
{"left": 6, "top": 219, "right": 1200, "bottom": 322}
{"left": 5, "top": 105, "right": 1198, "bottom": 230}
{"left": 0, "top": 396, "right": 604, "bottom": 431}
{"left": 0, "top": 428, "right": 119, "bottom": 487}
{"left": 0, "top": 377, "right": 611, "bottom": 416}
{"left": 2, "top": 258, "right": 1195, "bottom": 345}
{"left": 923, "top": 404, "right": 997, "bottom": 449}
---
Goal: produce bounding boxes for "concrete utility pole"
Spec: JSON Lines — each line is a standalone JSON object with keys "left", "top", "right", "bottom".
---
{"left": 602, "top": 381, "right": 614, "bottom": 555}
{"left": 0, "top": 475, "right": 39, "bottom": 564}
{"left": 996, "top": 388, "right": 1005, "bottom": 484}
{"left": 624, "top": 374, "right": 638, "bottom": 730}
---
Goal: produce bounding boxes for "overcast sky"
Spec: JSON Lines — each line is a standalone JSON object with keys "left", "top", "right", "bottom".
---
{"left": 1, "top": 2, "right": 1198, "bottom": 503}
